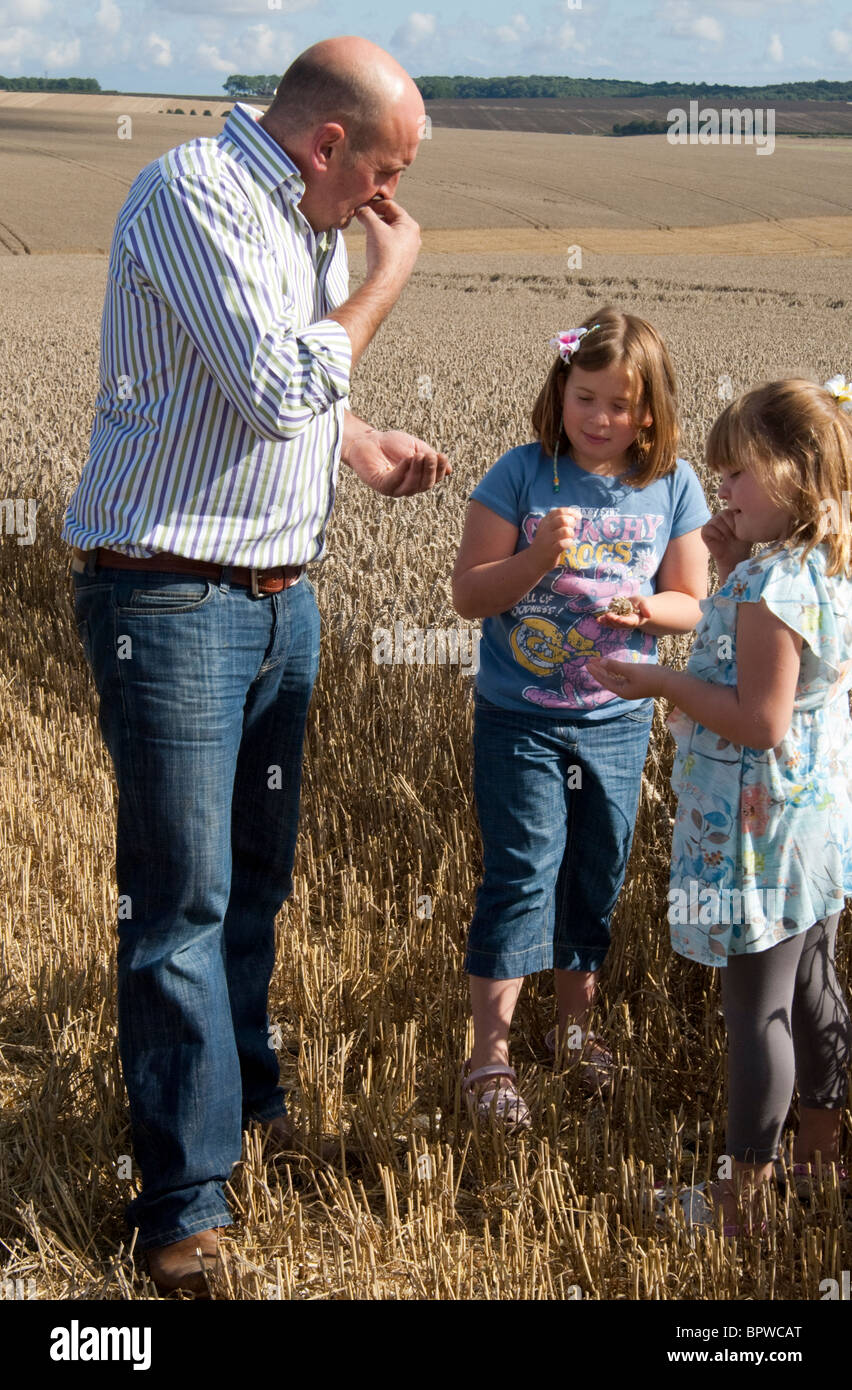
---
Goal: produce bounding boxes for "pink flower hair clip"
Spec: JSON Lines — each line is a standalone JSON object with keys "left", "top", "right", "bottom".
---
{"left": 549, "top": 323, "right": 601, "bottom": 363}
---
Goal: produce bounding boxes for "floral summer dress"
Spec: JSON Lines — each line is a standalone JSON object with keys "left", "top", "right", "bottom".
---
{"left": 667, "top": 543, "right": 852, "bottom": 966}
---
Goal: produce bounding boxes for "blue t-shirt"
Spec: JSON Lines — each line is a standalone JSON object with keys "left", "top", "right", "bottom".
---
{"left": 470, "top": 443, "right": 711, "bottom": 720}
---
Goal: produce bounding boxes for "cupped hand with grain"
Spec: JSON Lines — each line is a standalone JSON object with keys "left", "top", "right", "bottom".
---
{"left": 344, "top": 426, "right": 451, "bottom": 496}
{"left": 595, "top": 594, "right": 653, "bottom": 629}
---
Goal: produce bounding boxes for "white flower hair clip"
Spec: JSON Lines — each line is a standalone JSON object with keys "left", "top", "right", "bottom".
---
{"left": 824, "top": 374, "right": 852, "bottom": 412}
{"left": 549, "top": 323, "right": 601, "bottom": 363}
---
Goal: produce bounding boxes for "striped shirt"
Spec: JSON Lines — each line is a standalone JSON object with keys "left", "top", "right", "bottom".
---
{"left": 62, "top": 102, "right": 352, "bottom": 567}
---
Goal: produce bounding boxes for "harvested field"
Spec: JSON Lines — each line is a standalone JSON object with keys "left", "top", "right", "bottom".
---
{"left": 0, "top": 109, "right": 849, "bottom": 254}
{"left": 1, "top": 240, "right": 850, "bottom": 1301}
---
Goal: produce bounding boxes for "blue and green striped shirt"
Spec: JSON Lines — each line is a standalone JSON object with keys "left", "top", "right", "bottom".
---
{"left": 62, "top": 102, "right": 352, "bottom": 567}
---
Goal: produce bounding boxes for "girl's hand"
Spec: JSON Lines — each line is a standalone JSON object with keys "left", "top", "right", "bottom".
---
{"left": 586, "top": 655, "right": 666, "bottom": 700}
{"left": 530, "top": 507, "right": 581, "bottom": 570}
{"left": 702, "top": 509, "right": 751, "bottom": 576}
{"left": 596, "top": 596, "right": 652, "bottom": 629}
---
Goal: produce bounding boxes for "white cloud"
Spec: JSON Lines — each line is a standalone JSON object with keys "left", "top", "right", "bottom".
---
{"left": 95, "top": 0, "right": 121, "bottom": 36}
{"left": 0, "top": 0, "right": 50, "bottom": 20}
{"left": 197, "top": 41, "right": 235, "bottom": 74}
{"left": 767, "top": 32, "right": 783, "bottom": 62}
{"left": 197, "top": 24, "right": 291, "bottom": 75}
{"left": 237, "top": 23, "right": 283, "bottom": 69}
{"left": 158, "top": 0, "right": 313, "bottom": 10}
{"left": 657, "top": 2, "right": 724, "bottom": 43}
{"left": 0, "top": 25, "right": 30, "bottom": 61}
{"left": 146, "top": 31, "right": 173, "bottom": 67}
{"left": 558, "top": 20, "right": 585, "bottom": 49}
{"left": 496, "top": 13, "right": 530, "bottom": 43}
{"left": 715, "top": 0, "right": 820, "bottom": 9}
{"left": 393, "top": 12, "right": 437, "bottom": 47}
{"left": 45, "top": 37, "right": 80, "bottom": 67}
{"left": 692, "top": 15, "right": 723, "bottom": 42}
{"left": 829, "top": 27, "right": 851, "bottom": 54}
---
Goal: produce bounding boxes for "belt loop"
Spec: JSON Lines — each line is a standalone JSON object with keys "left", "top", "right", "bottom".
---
{"left": 219, "top": 565, "right": 233, "bottom": 594}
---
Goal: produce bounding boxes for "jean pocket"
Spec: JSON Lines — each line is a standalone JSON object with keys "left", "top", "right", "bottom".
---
{"left": 115, "top": 580, "right": 215, "bottom": 614}
{"left": 622, "top": 700, "right": 655, "bottom": 723}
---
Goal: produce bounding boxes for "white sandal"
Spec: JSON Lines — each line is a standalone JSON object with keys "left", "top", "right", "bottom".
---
{"left": 462, "top": 1060, "right": 532, "bottom": 1130}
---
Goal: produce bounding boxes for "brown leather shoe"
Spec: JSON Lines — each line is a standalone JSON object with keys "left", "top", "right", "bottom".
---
{"left": 260, "top": 1114, "right": 337, "bottom": 1165}
{"left": 146, "top": 1227, "right": 225, "bottom": 1298}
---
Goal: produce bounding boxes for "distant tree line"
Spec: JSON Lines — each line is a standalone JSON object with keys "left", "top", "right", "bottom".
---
{"left": 220, "top": 72, "right": 852, "bottom": 102}
{"left": 0, "top": 75, "right": 101, "bottom": 92}
{"left": 223, "top": 74, "right": 279, "bottom": 97}
{"left": 612, "top": 119, "right": 670, "bottom": 136}
{"left": 414, "top": 76, "right": 852, "bottom": 102}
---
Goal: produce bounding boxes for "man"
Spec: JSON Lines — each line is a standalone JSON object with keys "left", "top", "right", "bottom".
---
{"left": 62, "top": 35, "right": 449, "bottom": 1297}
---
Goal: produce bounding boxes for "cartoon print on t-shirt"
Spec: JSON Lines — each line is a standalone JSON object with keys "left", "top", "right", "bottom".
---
{"left": 510, "top": 508, "right": 661, "bottom": 710}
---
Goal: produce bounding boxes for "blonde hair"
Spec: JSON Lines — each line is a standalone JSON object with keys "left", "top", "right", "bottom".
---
{"left": 531, "top": 305, "right": 679, "bottom": 487}
{"left": 705, "top": 379, "right": 852, "bottom": 578}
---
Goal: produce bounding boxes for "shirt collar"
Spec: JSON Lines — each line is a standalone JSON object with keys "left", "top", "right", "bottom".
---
{"left": 222, "top": 101, "right": 306, "bottom": 202}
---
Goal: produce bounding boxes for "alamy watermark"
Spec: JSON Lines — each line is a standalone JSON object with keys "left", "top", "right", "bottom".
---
{"left": 50, "top": 1322, "right": 151, "bottom": 1370}
{"left": 667, "top": 102, "right": 775, "bottom": 156}
{"left": 1, "top": 1277, "right": 36, "bottom": 1299}
{"left": 372, "top": 622, "right": 481, "bottom": 674}
{"left": 1, "top": 498, "right": 37, "bottom": 545}
{"left": 818, "top": 493, "right": 852, "bottom": 536}
{"left": 668, "top": 884, "right": 783, "bottom": 926}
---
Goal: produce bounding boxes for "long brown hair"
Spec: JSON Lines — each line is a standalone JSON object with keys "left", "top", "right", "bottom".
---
{"left": 531, "top": 305, "right": 680, "bottom": 487}
{"left": 705, "top": 379, "right": 852, "bottom": 578}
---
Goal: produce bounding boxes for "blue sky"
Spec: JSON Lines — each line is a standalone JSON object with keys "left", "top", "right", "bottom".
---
{"left": 0, "top": 0, "right": 850, "bottom": 95}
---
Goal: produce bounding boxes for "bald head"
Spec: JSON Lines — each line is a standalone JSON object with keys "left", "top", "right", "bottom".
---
{"left": 264, "top": 36, "right": 424, "bottom": 155}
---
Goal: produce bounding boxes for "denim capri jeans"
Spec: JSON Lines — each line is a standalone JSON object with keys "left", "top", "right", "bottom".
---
{"left": 465, "top": 691, "right": 654, "bottom": 979}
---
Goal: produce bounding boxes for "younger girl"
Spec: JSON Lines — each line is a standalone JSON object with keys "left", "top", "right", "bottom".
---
{"left": 589, "top": 377, "right": 852, "bottom": 1228}
{"left": 452, "top": 305, "right": 711, "bottom": 1126}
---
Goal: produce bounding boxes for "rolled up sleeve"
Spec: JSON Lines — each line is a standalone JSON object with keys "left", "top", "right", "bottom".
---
{"left": 125, "top": 171, "right": 351, "bottom": 442}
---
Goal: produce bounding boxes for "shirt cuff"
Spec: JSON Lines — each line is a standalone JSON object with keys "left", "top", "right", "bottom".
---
{"left": 298, "top": 318, "right": 352, "bottom": 412}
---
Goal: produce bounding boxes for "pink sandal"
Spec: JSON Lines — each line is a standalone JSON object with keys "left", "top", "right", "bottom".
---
{"left": 462, "top": 1060, "right": 532, "bottom": 1130}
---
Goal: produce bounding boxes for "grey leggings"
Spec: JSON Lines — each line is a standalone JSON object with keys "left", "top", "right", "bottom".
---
{"left": 721, "top": 914, "right": 852, "bottom": 1164}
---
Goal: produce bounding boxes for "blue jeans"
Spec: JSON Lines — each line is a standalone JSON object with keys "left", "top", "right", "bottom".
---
{"left": 71, "top": 559, "right": 320, "bottom": 1248}
{"left": 466, "top": 692, "right": 654, "bottom": 978}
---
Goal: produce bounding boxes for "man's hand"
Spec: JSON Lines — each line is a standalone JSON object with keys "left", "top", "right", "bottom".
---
{"left": 354, "top": 198, "right": 421, "bottom": 290}
{"left": 586, "top": 655, "right": 665, "bottom": 701}
{"left": 345, "top": 428, "right": 451, "bottom": 496}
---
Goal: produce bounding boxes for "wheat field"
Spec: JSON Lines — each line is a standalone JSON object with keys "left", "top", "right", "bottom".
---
{"left": 1, "top": 240, "right": 850, "bottom": 1303}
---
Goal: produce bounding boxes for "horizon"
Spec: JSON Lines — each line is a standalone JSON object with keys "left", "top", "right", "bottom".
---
{"left": 2, "top": 76, "right": 851, "bottom": 101}
{"left": 0, "top": 0, "right": 849, "bottom": 100}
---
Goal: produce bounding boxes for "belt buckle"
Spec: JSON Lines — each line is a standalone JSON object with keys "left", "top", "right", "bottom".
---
{"left": 250, "top": 567, "right": 262, "bottom": 597}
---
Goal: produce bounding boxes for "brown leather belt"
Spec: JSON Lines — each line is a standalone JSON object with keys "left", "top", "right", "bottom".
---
{"left": 71, "top": 546, "right": 305, "bottom": 597}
